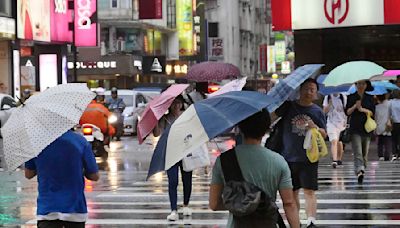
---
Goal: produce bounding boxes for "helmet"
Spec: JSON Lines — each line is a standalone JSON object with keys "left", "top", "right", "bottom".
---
{"left": 95, "top": 87, "right": 105, "bottom": 96}
{"left": 23, "top": 89, "right": 31, "bottom": 95}
{"left": 111, "top": 87, "right": 118, "bottom": 94}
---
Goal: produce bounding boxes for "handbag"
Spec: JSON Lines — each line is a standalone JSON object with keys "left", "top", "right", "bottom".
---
{"left": 265, "top": 102, "right": 291, "bottom": 153}
{"left": 339, "top": 117, "right": 351, "bottom": 143}
{"left": 182, "top": 144, "right": 210, "bottom": 172}
{"left": 365, "top": 112, "right": 377, "bottom": 133}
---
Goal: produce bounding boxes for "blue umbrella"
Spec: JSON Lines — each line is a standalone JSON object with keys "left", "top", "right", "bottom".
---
{"left": 347, "top": 81, "right": 399, "bottom": 95}
{"left": 147, "top": 91, "right": 274, "bottom": 179}
{"left": 317, "top": 74, "right": 350, "bottom": 96}
{"left": 266, "top": 64, "right": 324, "bottom": 112}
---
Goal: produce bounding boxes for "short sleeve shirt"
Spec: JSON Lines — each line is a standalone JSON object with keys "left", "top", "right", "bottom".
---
{"left": 211, "top": 144, "right": 292, "bottom": 228}
{"left": 25, "top": 130, "right": 98, "bottom": 216}
{"left": 280, "top": 102, "right": 327, "bottom": 162}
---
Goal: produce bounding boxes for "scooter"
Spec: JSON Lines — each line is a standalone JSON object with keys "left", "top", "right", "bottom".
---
{"left": 79, "top": 123, "right": 108, "bottom": 158}
{"left": 108, "top": 104, "right": 124, "bottom": 140}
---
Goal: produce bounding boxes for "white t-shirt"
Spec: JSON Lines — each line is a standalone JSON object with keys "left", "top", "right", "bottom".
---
{"left": 375, "top": 100, "right": 391, "bottom": 136}
{"left": 323, "top": 94, "right": 347, "bottom": 130}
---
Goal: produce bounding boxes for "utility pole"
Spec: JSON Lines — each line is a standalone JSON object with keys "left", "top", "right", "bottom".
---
{"left": 69, "top": 0, "right": 77, "bottom": 82}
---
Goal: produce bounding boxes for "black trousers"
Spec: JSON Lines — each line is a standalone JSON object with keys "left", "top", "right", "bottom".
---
{"left": 37, "top": 220, "right": 85, "bottom": 228}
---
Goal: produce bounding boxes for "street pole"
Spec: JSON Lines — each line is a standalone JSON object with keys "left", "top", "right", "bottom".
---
{"left": 69, "top": 0, "right": 77, "bottom": 82}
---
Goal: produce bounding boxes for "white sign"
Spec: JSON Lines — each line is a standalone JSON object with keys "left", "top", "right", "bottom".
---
{"left": 13, "top": 50, "right": 21, "bottom": 99}
{"left": 54, "top": 0, "right": 67, "bottom": 14}
{"left": 67, "top": 61, "right": 117, "bottom": 69}
{"left": 77, "top": 0, "right": 92, "bottom": 29}
{"left": 281, "top": 61, "right": 291, "bottom": 74}
{"left": 209, "top": 38, "right": 223, "bottom": 60}
{"left": 291, "top": 0, "right": 384, "bottom": 30}
{"left": 40, "top": 54, "right": 58, "bottom": 91}
{"left": 267, "top": 45, "right": 276, "bottom": 73}
{"left": 0, "top": 17, "right": 15, "bottom": 38}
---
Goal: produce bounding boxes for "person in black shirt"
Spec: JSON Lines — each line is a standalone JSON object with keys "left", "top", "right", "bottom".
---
{"left": 345, "top": 80, "right": 375, "bottom": 184}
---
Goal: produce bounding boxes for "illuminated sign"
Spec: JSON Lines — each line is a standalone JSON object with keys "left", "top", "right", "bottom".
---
{"left": 67, "top": 61, "right": 117, "bottom": 69}
{"left": 176, "top": 0, "right": 194, "bottom": 56}
{"left": 17, "top": 0, "right": 51, "bottom": 42}
{"left": 267, "top": 45, "right": 276, "bottom": 73}
{"left": 75, "top": 0, "right": 97, "bottom": 47}
{"left": 166, "top": 61, "right": 189, "bottom": 75}
{"left": 50, "top": 0, "right": 72, "bottom": 42}
{"left": 0, "top": 17, "right": 15, "bottom": 39}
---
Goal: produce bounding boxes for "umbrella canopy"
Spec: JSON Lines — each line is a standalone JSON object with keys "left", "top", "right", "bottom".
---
{"left": 1, "top": 84, "right": 95, "bottom": 170}
{"left": 323, "top": 61, "right": 386, "bottom": 87}
{"left": 185, "top": 62, "right": 241, "bottom": 82}
{"left": 370, "top": 70, "right": 400, "bottom": 81}
{"left": 208, "top": 77, "right": 247, "bottom": 98}
{"left": 137, "top": 84, "right": 189, "bottom": 144}
{"left": 147, "top": 91, "right": 274, "bottom": 179}
{"left": 348, "top": 81, "right": 399, "bottom": 95}
{"left": 266, "top": 64, "right": 324, "bottom": 113}
{"left": 317, "top": 74, "right": 350, "bottom": 95}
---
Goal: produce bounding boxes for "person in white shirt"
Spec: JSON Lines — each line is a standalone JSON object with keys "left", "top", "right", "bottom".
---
{"left": 375, "top": 94, "right": 392, "bottom": 161}
{"left": 389, "top": 90, "right": 400, "bottom": 160}
{"left": 323, "top": 93, "right": 347, "bottom": 168}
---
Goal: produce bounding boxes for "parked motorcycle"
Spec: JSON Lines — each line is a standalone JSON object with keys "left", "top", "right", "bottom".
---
{"left": 78, "top": 123, "right": 108, "bottom": 158}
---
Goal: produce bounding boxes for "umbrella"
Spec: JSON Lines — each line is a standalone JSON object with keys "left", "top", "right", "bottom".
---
{"left": 266, "top": 64, "right": 324, "bottom": 113}
{"left": 147, "top": 91, "right": 274, "bottom": 179}
{"left": 208, "top": 77, "right": 247, "bottom": 98}
{"left": 317, "top": 74, "right": 350, "bottom": 95}
{"left": 370, "top": 70, "right": 400, "bottom": 81}
{"left": 323, "top": 61, "right": 386, "bottom": 87}
{"left": 185, "top": 62, "right": 241, "bottom": 82}
{"left": 347, "top": 81, "right": 399, "bottom": 95}
{"left": 1, "top": 84, "right": 95, "bottom": 170}
{"left": 137, "top": 84, "right": 189, "bottom": 144}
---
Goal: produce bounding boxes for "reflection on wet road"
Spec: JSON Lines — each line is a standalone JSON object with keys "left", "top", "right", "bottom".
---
{"left": 2, "top": 136, "right": 400, "bottom": 227}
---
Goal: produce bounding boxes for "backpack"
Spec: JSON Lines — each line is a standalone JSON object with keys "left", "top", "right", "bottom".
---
{"left": 265, "top": 101, "right": 291, "bottom": 153}
{"left": 327, "top": 94, "right": 345, "bottom": 109}
{"left": 220, "top": 148, "right": 285, "bottom": 228}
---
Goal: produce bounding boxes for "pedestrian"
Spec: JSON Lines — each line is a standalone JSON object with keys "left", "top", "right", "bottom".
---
{"left": 153, "top": 95, "right": 193, "bottom": 221}
{"left": 24, "top": 130, "right": 99, "bottom": 228}
{"left": 375, "top": 93, "right": 392, "bottom": 161}
{"left": 209, "top": 109, "right": 300, "bottom": 228}
{"left": 345, "top": 80, "right": 375, "bottom": 184}
{"left": 323, "top": 93, "right": 347, "bottom": 168}
{"left": 389, "top": 90, "right": 400, "bottom": 161}
{"left": 276, "top": 78, "right": 327, "bottom": 228}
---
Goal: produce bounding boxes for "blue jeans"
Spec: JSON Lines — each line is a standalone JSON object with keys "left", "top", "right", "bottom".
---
{"left": 167, "top": 161, "right": 192, "bottom": 211}
{"left": 351, "top": 134, "right": 371, "bottom": 175}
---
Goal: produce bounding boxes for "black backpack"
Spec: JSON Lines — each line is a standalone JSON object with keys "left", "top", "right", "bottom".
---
{"left": 220, "top": 148, "right": 285, "bottom": 228}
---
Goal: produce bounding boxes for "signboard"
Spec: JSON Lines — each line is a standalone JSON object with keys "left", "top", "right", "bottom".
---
{"left": 275, "top": 41, "right": 286, "bottom": 63}
{"left": 50, "top": 0, "right": 72, "bottom": 42}
{"left": 39, "top": 54, "right": 58, "bottom": 91}
{"left": 17, "top": 0, "right": 51, "bottom": 42}
{"left": 13, "top": 50, "right": 21, "bottom": 98}
{"left": 75, "top": 0, "right": 97, "bottom": 46}
{"left": 272, "top": 0, "right": 400, "bottom": 30}
{"left": 281, "top": 61, "right": 291, "bottom": 74}
{"left": 139, "top": 0, "right": 162, "bottom": 19}
{"left": 142, "top": 56, "right": 166, "bottom": 74}
{"left": 259, "top": 44, "right": 267, "bottom": 72}
{"left": 267, "top": 45, "right": 276, "bottom": 73}
{"left": 166, "top": 61, "right": 189, "bottom": 76}
{"left": 0, "top": 17, "right": 15, "bottom": 39}
{"left": 208, "top": 37, "right": 223, "bottom": 60}
{"left": 176, "top": 0, "right": 194, "bottom": 56}
{"left": 67, "top": 61, "right": 117, "bottom": 69}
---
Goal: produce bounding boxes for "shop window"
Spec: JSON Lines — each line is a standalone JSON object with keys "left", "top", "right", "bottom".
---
{"left": 208, "top": 23, "right": 219, "bottom": 38}
{"left": 111, "top": 0, "right": 118, "bottom": 8}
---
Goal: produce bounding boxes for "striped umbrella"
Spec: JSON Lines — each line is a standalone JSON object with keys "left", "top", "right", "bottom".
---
{"left": 186, "top": 62, "right": 241, "bottom": 82}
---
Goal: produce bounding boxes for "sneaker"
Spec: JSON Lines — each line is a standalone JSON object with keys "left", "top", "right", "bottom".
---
{"left": 182, "top": 207, "right": 192, "bottom": 216}
{"left": 307, "top": 222, "right": 318, "bottom": 228}
{"left": 392, "top": 156, "right": 397, "bottom": 162}
{"left": 379, "top": 157, "right": 384, "bottom": 161}
{"left": 331, "top": 161, "right": 337, "bottom": 169}
{"left": 357, "top": 172, "right": 364, "bottom": 184}
{"left": 167, "top": 211, "right": 179, "bottom": 221}
{"left": 337, "top": 160, "right": 343, "bottom": 166}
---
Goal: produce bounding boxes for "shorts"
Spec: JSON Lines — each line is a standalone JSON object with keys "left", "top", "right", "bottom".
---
{"left": 327, "top": 126, "right": 343, "bottom": 141}
{"left": 288, "top": 162, "right": 318, "bottom": 191}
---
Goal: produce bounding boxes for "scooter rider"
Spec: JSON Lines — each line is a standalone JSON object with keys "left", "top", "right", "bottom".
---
{"left": 105, "top": 87, "right": 126, "bottom": 141}
{"left": 80, "top": 87, "right": 116, "bottom": 146}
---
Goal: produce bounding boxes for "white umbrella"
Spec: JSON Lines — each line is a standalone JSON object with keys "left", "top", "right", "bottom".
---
{"left": 1, "top": 83, "right": 95, "bottom": 170}
{"left": 208, "top": 77, "right": 247, "bottom": 98}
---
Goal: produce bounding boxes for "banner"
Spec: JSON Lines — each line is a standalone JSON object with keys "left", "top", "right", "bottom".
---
{"left": 176, "top": 0, "right": 194, "bottom": 56}
{"left": 267, "top": 45, "right": 276, "bottom": 73}
{"left": 75, "top": 0, "right": 97, "bottom": 46}
{"left": 17, "top": 0, "right": 51, "bottom": 42}
{"left": 139, "top": 0, "right": 162, "bottom": 19}
{"left": 50, "top": 0, "right": 72, "bottom": 42}
{"left": 208, "top": 38, "right": 223, "bottom": 60}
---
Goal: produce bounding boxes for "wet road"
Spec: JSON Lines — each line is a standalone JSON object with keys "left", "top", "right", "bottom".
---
{"left": 1, "top": 135, "right": 400, "bottom": 227}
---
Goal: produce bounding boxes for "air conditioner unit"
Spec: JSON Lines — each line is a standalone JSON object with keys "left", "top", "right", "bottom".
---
{"left": 117, "top": 40, "right": 126, "bottom": 52}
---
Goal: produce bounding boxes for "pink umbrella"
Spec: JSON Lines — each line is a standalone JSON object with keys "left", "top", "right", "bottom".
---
{"left": 186, "top": 62, "right": 241, "bottom": 82}
{"left": 137, "top": 84, "right": 189, "bottom": 144}
{"left": 370, "top": 70, "right": 400, "bottom": 81}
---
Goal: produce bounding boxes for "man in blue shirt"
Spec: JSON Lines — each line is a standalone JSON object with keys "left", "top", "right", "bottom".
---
{"left": 276, "top": 78, "right": 327, "bottom": 228}
{"left": 25, "top": 130, "right": 99, "bottom": 228}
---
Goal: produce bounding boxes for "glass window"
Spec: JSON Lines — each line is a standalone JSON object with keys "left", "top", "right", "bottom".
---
{"left": 112, "top": 0, "right": 118, "bottom": 8}
{"left": 0, "top": 0, "right": 11, "bottom": 17}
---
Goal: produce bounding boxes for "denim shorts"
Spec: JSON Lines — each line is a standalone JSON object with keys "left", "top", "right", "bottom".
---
{"left": 288, "top": 161, "right": 318, "bottom": 191}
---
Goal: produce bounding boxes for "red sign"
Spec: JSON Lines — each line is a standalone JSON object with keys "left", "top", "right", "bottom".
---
{"left": 139, "top": 0, "right": 162, "bottom": 19}
{"left": 324, "top": 0, "right": 349, "bottom": 25}
{"left": 259, "top": 44, "right": 267, "bottom": 72}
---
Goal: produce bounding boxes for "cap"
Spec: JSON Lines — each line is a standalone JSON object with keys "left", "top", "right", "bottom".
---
{"left": 95, "top": 87, "right": 105, "bottom": 96}
{"left": 111, "top": 87, "right": 118, "bottom": 93}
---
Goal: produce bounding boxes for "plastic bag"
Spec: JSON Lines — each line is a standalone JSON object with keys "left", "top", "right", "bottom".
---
{"left": 306, "top": 128, "right": 328, "bottom": 163}
{"left": 364, "top": 112, "right": 377, "bottom": 133}
{"left": 182, "top": 144, "right": 210, "bottom": 172}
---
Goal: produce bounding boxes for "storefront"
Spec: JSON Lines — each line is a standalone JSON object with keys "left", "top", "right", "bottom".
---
{"left": 0, "top": 8, "right": 15, "bottom": 95}
{"left": 272, "top": 0, "right": 400, "bottom": 72}
{"left": 68, "top": 55, "right": 141, "bottom": 89}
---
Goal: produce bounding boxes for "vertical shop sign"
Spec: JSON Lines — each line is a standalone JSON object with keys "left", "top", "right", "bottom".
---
{"left": 267, "top": 45, "right": 276, "bottom": 73}
{"left": 139, "top": 0, "right": 162, "bottom": 19}
{"left": 75, "top": 0, "right": 98, "bottom": 47}
{"left": 177, "top": 0, "right": 194, "bottom": 56}
{"left": 208, "top": 37, "right": 223, "bottom": 60}
{"left": 259, "top": 44, "right": 267, "bottom": 72}
{"left": 274, "top": 41, "right": 286, "bottom": 63}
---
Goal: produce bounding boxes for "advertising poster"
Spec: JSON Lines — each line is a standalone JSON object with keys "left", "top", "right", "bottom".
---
{"left": 50, "top": 0, "right": 72, "bottom": 42}
{"left": 267, "top": 45, "right": 276, "bottom": 73}
{"left": 116, "top": 28, "right": 141, "bottom": 52}
{"left": 208, "top": 37, "right": 223, "bottom": 60}
{"left": 39, "top": 54, "right": 58, "bottom": 91}
{"left": 275, "top": 41, "right": 286, "bottom": 63}
{"left": 13, "top": 51, "right": 21, "bottom": 99}
{"left": 176, "top": 0, "right": 194, "bottom": 56}
{"left": 75, "top": 0, "right": 97, "bottom": 46}
{"left": 21, "top": 65, "right": 36, "bottom": 91}
{"left": 17, "top": 0, "right": 51, "bottom": 42}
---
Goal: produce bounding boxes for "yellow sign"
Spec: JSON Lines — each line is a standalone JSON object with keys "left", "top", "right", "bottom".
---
{"left": 176, "top": 0, "right": 194, "bottom": 56}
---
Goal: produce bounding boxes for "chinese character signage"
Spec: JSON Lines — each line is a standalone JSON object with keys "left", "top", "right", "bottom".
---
{"left": 176, "top": 0, "right": 194, "bottom": 56}
{"left": 259, "top": 44, "right": 267, "bottom": 72}
{"left": 267, "top": 45, "right": 276, "bottom": 73}
{"left": 166, "top": 61, "right": 189, "bottom": 76}
{"left": 209, "top": 38, "right": 223, "bottom": 60}
{"left": 275, "top": 41, "right": 286, "bottom": 63}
